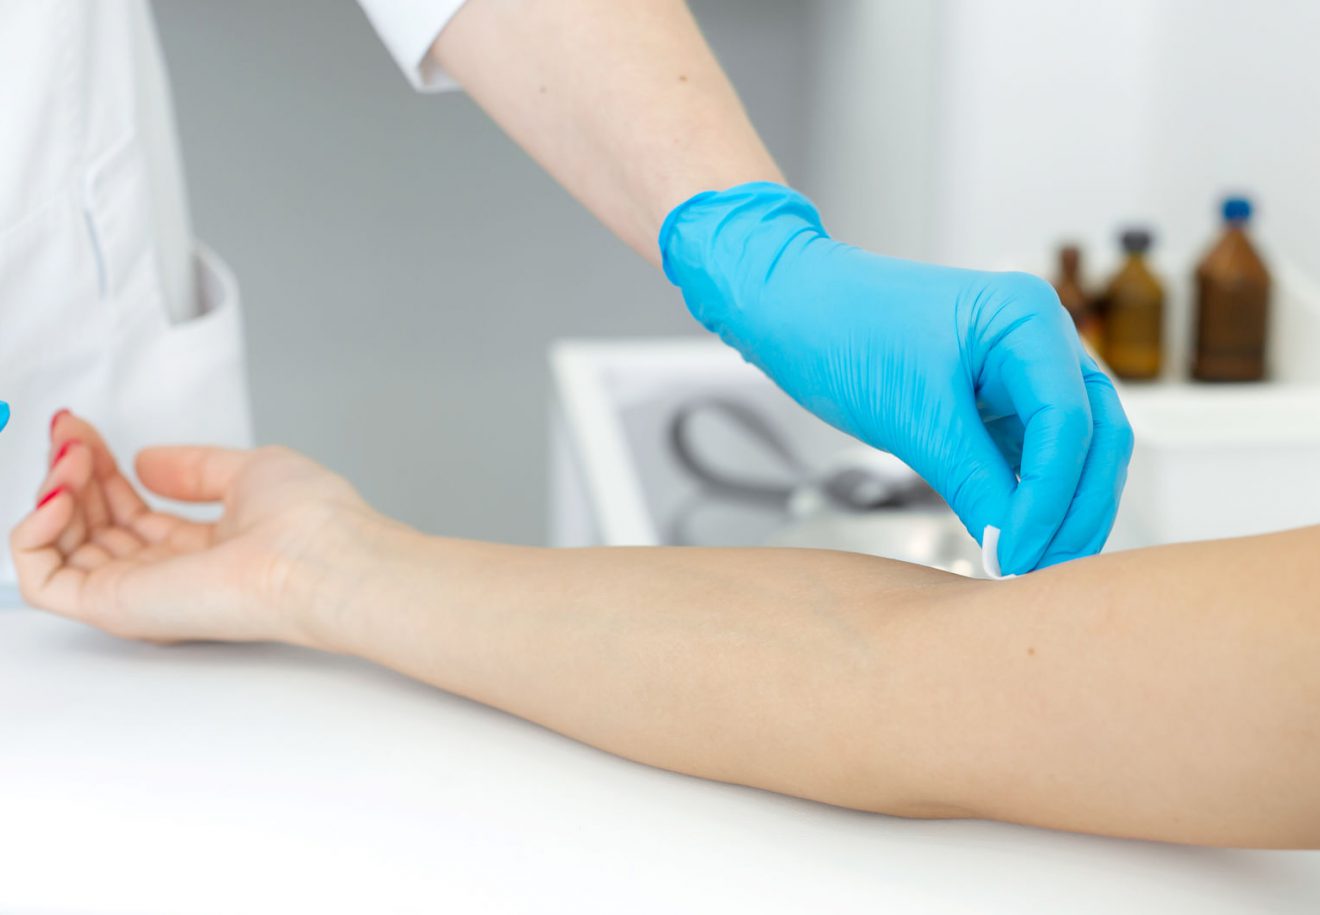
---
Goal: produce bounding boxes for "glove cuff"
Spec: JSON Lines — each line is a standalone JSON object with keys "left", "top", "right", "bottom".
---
{"left": 658, "top": 182, "right": 827, "bottom": 339}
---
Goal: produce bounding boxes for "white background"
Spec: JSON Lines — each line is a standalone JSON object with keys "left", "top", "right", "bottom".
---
{"left": 807, "top": 0, "right": 1320, "bottom": 371}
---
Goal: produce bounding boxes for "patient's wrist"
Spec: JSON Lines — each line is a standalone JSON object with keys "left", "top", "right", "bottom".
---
{"left": 296, "top": 522, "right": 535, "bottom": 698}
{"left": 284, "top": 511, "right": 430, "bottom": 653}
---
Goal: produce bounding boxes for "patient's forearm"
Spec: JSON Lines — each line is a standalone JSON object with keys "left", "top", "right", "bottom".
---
{"left": 312, "top": 525, "right": 1320, "bottom": 847}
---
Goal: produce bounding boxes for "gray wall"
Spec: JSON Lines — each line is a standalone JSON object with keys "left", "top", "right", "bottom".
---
{"left": 151, "top": 0, "right": 808, "bottom": 544}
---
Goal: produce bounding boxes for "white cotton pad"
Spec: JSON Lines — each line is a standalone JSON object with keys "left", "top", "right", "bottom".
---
{"left": 981, "top": 526, "right": 1017, "bottom": 580}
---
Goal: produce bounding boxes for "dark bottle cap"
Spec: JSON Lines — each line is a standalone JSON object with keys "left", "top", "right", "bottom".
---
{"left": 1120, "top": 228, "right": 1153, "bottom": 254}
{"left": 1223, "top": 196, "right": 1252, "bottom": 223}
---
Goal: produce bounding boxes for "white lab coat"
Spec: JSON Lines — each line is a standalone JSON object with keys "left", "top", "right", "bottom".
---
{"left": 0, "top": 0, "right": 465, "bottom": 583}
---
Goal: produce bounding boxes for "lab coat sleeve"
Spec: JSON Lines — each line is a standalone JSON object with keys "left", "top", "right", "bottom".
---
{"left": 355, "top": 0, "right": 470, "bottom": 92}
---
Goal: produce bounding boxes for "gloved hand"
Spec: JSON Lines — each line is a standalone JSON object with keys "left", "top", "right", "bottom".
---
{"left": 0, "top": 402, "right": 8, "bottom": 433}
{"left": 660, "top": 182, "right": 1132, "bottom": 574}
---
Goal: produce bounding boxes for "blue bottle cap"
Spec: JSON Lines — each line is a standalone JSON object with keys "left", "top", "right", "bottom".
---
{"left": 1223, "top": 196, "right": 1252, "bottom": 222}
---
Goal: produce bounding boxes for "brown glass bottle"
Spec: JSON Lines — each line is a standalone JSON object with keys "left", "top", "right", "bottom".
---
{"left": 1192, "top": 197, "right": 1269, "bottom": 382}
{"left": 1102, "top": 229, "right": 1163, "bottom": 380}
{"left": 1052, "top": 244, "right": 1103, "bottom": 351}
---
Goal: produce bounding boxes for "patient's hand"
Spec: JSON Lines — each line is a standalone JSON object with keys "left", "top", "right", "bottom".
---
{"left": 11, "top": 411, "right": 383, "bottom": 644}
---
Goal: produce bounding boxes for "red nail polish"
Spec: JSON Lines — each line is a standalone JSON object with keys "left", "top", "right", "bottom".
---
{"left": 37, "top": 486, "right": 65, "bottom": 509}
{"left": 52, "top": 439, "right": 79, "bottom": 466}
{"left": 50, "top": 409, "right": 70, "bottom": 434}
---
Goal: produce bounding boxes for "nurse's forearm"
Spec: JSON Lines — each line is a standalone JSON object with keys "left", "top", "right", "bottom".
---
{"left": 311, "top": 525, "right": 1320, "bottom": 848}
{"left": 431, "top": 0, "right": 783, "bottom": 264}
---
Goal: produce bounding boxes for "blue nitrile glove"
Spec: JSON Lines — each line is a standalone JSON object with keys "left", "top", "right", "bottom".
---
{"left": 0, "top": 402, "right": 8, "bottom": 433}
{"left": 660, "top": 182, "right": 1132, "bottom": 574}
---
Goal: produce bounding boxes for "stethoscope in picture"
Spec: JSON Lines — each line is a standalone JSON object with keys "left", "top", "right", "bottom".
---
{"left": 665, "top": 397, "right": 983, "bottom": 577}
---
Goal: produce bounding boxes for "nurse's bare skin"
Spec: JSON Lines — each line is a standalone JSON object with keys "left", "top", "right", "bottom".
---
{"left": 432, "top": 0, "right": 785, "bottom": 264}
{"left": 13, "top": 412, "right": 1320, "bottom": 848}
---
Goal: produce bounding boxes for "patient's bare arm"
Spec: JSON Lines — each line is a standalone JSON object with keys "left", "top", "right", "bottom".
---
{"left": 322, "top": 526, "right": 1320, "bottom": 848}
{"left": 14, "top": 414, "right": 1320, "bottom": 847}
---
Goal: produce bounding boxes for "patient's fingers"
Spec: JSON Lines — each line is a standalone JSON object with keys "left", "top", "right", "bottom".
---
{"left": 11, "top": 491, "right": 86, "bottom": 614}
{"left": 67, "top": 541, "right": 115, "bottom": 572}
{"left": 35, "top": 440, "right": 93, "bottom": 556}
{"left": 13, "top": 488, "right": 76, "bottom": 551}
{"left": 136, "top": 446, "right": 250, "bottom": 503}
{"left": 102, "top": 473, "right": 149, "bottom": 526}
{"left": 91, "top": 526, "right": 145, "bottom": 559}
{"left": 50, "top": 410, "right": 118, "bottom": 481}
{"left": 51, "top": 410, "right": 149, "bottom": 526}
{"left": 46, "top": 409, "right": 72, "bottom": 463}
{"left": 50, "top": 415, "right": 108, "bottom": 529}
{"left": 129, "top": 511, "right": 212, "bottom": 551}
{"left": 37, "top": 439, "right": 92, "bottom": 501}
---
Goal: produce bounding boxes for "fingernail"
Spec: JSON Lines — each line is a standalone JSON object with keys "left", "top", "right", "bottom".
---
{"left": 52, "top": 439, "right": 79, "bottom": 466}
{"left": 37, "top": 486, "right": 66, "bottom": 509}
{"left": 50, "top": 409, "right": 70, "bottom": 434}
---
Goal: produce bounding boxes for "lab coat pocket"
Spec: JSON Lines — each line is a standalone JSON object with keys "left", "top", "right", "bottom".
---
{"left": 109, "top": 243, "right": 254, "bottom": 456}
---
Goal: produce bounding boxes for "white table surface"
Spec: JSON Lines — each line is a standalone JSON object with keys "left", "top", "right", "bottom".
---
{"left": 3, "top": 606, "right": 1318, "bottom": 914}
